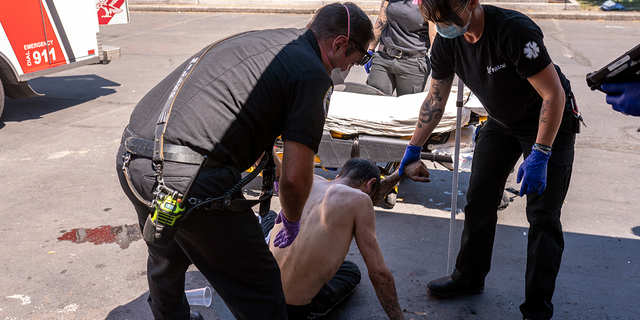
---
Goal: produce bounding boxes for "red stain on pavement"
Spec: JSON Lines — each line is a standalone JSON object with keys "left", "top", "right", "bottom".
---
{"left": 58, "top": 224, "right": 142, "bottom": 249}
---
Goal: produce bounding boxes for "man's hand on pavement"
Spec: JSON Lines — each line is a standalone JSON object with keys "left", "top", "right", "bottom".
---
{"left": 273, "top": 210, "right": 300, "bottom": 248}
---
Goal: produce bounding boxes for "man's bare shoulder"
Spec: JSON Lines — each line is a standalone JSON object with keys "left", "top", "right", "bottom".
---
{"left": 324, "top": 183, "right": 373, "bottom": 211}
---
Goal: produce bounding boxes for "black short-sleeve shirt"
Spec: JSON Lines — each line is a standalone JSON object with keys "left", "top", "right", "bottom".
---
{"left": 430, "top": 5, "right": 571, "bottom": 125}
{"left": 127, "top": 29, "right": 332, "bottom": 171}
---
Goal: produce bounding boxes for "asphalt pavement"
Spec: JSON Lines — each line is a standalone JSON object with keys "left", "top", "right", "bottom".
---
{"left": 0, "top": 11, "right": 639, "bottom": 320}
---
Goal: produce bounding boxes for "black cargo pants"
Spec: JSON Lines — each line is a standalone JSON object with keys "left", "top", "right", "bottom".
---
{"left": 451, "top": 108, "right": 576, "bottom": 320}
{"left": 116, "top": 144, "right": 287, "bottom": 320}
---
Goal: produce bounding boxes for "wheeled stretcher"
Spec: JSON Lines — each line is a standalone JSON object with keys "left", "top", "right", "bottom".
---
{"left": 273, "top": 82, "right": 486, "bottom": 208}
{"left": 286, "top": 82, "right": 486, "bottom": 208}
{"left": 316, "top": 82, "right": 486, "bottom": 170}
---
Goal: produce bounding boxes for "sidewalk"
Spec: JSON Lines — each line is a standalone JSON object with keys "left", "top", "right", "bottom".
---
{"left": 128, "top": 2, "right": 640, "bottom": 21}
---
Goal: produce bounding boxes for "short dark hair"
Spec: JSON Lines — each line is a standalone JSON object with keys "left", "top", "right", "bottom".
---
{"left": 307, "top": 2, "right": 374, "bottom": 56}
{"left": 338, "top": 158, "right": 381, "bottom": 192}
{"left": 420, "top": 0, "right": 468, "bottom": 27}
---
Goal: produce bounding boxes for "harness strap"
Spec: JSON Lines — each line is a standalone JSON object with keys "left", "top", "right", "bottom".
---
{"left": 124, "top": 134, "right": 222, "bottom": 166}
{"left": 121, "top": 152, "right": 153, "bottom": 208}
{"left": 151, "top": 31, "right": 252, "bottom": 177}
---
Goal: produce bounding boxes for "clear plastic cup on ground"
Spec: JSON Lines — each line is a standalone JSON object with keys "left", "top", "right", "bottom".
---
{"left": 185, "top": 286, "right": 212, "bottom": 307}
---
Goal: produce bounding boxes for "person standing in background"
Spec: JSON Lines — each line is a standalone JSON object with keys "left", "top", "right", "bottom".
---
{"left": 365, "top": 0, "right": 436, "bottom": 96}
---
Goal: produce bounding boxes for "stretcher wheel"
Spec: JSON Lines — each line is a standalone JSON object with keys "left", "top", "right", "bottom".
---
{"left": 384, "top": 192, "right": 397, "bottom": 209}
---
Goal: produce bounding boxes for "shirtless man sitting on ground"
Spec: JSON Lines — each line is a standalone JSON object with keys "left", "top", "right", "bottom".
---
{"left": 268, "top": 157, "right": 430, "bottom": 320}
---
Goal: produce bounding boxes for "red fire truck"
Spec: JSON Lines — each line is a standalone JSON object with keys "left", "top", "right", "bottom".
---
{"left": 0, "top": 0, "right": 128, "bottom": 118}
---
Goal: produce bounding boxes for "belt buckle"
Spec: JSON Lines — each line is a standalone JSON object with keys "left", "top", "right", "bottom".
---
{"left": 388, "top": 48, "right": 403, "bottom": 59}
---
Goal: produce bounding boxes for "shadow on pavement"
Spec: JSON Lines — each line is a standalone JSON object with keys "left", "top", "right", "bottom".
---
{"left": 105, "top": 270, "right": 235, "bottom": 320}
{"left": 336, "top": 211, "right": 640, "bottom": 320}
{"left": 104, "top": 210, "right": 639, "bottom": 320}
{"left": 1, "top": 74, "right": 120, "bottom": 123}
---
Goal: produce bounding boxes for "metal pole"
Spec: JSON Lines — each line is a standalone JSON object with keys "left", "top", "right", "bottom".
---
{"left": 447, "top": 78, "right": 465, "bottom": 275}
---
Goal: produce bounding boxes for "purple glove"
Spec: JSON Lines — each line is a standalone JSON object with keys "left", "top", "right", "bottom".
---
{"left": 398, "top": 145, "right": 422, "bottom": 176}
{"left": 273, "top": 181, "right": 279, "bottom": 195}
{"left": 273, "top": 210, "right": 300, "bottom": 248}
{"left": 364, "top": 50, "right": 374, "bottom": 74}
{"left": 517, "top": 147, "right": 551, "bottom": 197}
{"left": 601, "top": 81, "right": 640, "bottom": 116}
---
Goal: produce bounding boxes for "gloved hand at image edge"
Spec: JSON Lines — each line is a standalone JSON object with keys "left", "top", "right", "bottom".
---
{"left": 273, "top": 210, "right": 300, "bottom": 248}
{"left": 364, "top": 50, "right": 374, "bottom": 74}
{"left": 398, "top": 145, "right": 422, "bottom": 176}
{"left": 601, "top": 81, "right": 640, "bottom": 116}
{"left": 517, "top": 145, "right": 551, "bottom": 197}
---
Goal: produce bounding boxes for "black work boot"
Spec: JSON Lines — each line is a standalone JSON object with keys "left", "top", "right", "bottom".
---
{"left": 426, "top": 275, "right": 484, "bottom": 299}
{"left": 190, "top": 310, "right": 204, "bottom": 320}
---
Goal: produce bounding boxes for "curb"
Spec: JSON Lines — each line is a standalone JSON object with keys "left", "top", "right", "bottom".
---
{"left": 128, "top": 4, "right": 640, "bottom": 21}
{"left": 128, "top": 4, "right": 375, "bottom": 14}
{"left": 523, "top": 10, "right": 640, "bottom": 20}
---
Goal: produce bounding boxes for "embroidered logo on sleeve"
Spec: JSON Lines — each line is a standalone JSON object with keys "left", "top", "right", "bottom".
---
{"left": 323, "top": 86, "right": 333, "bottom": 119}
{"left": 524, "top": 41, "right": 540, "bottom": 59}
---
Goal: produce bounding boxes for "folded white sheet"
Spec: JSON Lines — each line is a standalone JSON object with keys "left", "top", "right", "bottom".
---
{"left": 325, "top": 87, "right": 483, "bottom": 137}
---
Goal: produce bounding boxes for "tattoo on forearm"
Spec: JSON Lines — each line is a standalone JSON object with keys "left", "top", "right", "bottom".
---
{"left": 418, "top": 92, "right": 443, "bottom": 128}
{"left": 371, "top": 1, "right": 388, "bottom": 48}
{"left": 371, "top": 177, "right": 399, "bottom": 205}
{"left": 540, "top": 99, "right": 549, "bottom": 124}
{"left": 374, "top": 285, "right": 403, "bottom": 320}
{"left": 417, "top": 75, "right": 452, "bottom": 128}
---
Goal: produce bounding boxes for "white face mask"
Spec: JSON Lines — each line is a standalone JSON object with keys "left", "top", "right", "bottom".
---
{"left": 330, "top": 68, "right": 350, "bottom": 85}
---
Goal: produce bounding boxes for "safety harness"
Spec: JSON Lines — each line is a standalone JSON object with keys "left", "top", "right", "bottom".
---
{"left": 120, "top": 32, "right": 275, "bottom": 246}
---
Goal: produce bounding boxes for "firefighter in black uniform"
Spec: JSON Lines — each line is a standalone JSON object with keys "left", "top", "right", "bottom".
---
{"left": 115, "top": 3, "right": 373, "bottom": 319}
{"left": 397, "top": 0, "right": 579, "bottom": 319}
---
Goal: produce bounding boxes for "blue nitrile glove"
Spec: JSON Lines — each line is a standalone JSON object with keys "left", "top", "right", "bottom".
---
{"left": 399, "top": 145, "right": 422, "bottom": 176}
{"left": 273, "top": 210, "right": 300, "bottom": 248}
{"left": 517, "top": 147, "right": 551, "bottom": 197}
{"left": 364, "top": 50, "right": 375, "bottom": 74}
{"left": 601, "top": 81, "right": 640, "bottom": 116}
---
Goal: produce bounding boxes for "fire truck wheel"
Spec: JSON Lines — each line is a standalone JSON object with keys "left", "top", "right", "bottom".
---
{"left": 0, "top": 78, "right": 4, "bottom": 120}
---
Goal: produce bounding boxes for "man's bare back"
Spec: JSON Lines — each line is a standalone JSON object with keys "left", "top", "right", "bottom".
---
{"left": 269, "top": 157, "right": 430, "bottom": 319}
{"left": 270, "top": 175, "right": 369, "bottom": 305}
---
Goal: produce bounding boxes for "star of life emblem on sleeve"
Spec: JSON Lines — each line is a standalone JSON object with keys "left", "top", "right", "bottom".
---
{"left": 524, "top": 41, "right": 540, "bottom": 59}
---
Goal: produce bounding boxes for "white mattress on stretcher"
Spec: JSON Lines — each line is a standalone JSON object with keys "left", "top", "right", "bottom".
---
{"left": 325, "top": 87, "right": 487, "bottom": 137}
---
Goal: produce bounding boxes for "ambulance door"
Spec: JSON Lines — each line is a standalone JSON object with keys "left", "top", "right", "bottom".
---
{"left": 0, "top": 0, "right": 99, "bottom": 81}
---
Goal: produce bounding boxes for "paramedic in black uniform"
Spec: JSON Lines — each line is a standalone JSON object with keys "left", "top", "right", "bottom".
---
{"left": 397, "top": 0, "right": 577, "bottom": 319}
{"left": 115, "top": 3, "right": 373, "bottom": 319}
